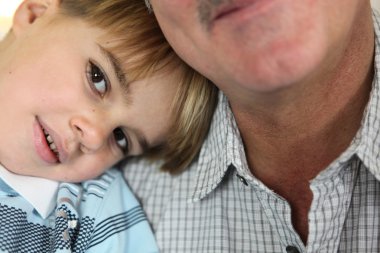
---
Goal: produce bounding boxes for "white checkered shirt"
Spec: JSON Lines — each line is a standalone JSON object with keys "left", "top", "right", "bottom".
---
{"left": 124, "top": 10, "right": 380, "bottom": 253}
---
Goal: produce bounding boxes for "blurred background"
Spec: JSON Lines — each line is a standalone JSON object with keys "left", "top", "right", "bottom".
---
{"left": 0, "top": 0, "right": 380, "bottom": 38}
{"left": 0, "top": 0, "right": 22, "bottom": 38}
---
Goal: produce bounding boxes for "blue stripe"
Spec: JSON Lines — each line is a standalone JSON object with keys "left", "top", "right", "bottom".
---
{"left": 92, "top": 207, "right": 145, "bottom": 236}
{"left": 91, "top": 212, "right": 146, "bottom": 240}
{"left": 86, "top": 192, "right": 104, "bottom": 199}
{"left": 86, "top": 182, "right": 108, "bottom": 192}
{"left": 58, "top": 185, "right": 78, "bottom": 197}
{"left": 87, "top": 216, "right": 147, "bottom": 249}
{"left": 95, "top": 206, "right": 142, "bottom": 229}
{"left": 87, "top": 207, "right": 147, "bottom": 248}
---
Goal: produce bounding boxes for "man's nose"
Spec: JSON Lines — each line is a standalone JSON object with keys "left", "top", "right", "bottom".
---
{"left": 70, "top": 116, "right": 108, "bottom": 153}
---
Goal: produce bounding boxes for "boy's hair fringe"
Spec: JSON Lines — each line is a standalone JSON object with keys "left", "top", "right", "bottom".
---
{"left": 60, "top": 0, "right": 218, "bottom": 173}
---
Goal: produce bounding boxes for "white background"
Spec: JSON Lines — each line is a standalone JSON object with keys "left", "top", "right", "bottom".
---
{"left": 373, "top": 0, "right": 380, "bottom": 12}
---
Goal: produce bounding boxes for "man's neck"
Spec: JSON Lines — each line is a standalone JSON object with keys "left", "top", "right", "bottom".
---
{"left": 227, "top": 5, "right": 375, "bottom": 244}
{"left": 230, "top": 6, "right": 374, "bottom": 185}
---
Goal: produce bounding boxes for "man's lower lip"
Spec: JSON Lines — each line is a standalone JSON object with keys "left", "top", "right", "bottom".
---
{"left": 33, "top": 118, "right": 58, "bottom": 164}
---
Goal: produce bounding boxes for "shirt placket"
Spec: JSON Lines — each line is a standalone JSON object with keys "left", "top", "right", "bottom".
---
{"left": 254, "top": 184, "right": 306, "bottom": 253}
{"left": 307, "top": 162, "right": 357, "bottom": 253}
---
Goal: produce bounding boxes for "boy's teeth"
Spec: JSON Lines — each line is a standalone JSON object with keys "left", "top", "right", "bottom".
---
{"left": 49, "top": 143, "right": 56, "bottom": 151}
{"left": 42, "top": 128, "right": 59, "bottom": 158}
{"left": 47, "top": 135, "right": 53, "bottom": 144}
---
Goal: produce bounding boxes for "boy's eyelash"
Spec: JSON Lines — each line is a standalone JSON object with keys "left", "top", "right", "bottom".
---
{"left": 113, "top": 128, "right": 129, "bottom": 155}
{"left": 86, "top": 60, "right": 110, "bottom": 97}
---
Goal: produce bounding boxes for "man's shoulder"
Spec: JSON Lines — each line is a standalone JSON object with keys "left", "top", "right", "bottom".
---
{"left": 124, "top": 157, "right": 164, "bottom": 173}
{"left": 123, "top": 157, "right": 198, "bottom": 228}
{"left": 123, "top": 158, "right": 182, "bottom": 200}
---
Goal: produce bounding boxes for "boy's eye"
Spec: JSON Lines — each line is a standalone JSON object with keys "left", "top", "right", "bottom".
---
{"left": 113, "top": 128, "right": 129, "bottom": 155}
{"left": 87, "top": 61, "right": 109, "bottom": 97}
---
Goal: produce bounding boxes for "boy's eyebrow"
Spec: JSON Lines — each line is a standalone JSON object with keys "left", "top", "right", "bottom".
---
{"left": 97, "top": 44, "right": 129, "bottom": 93}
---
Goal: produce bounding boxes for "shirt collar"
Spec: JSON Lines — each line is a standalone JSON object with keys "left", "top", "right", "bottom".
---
{"left": 313, "top": 10, "right": 380, "bottom": 182}
{"left": 0, "top": 164, "right": 59, "bottom": 218}
{"left": 355, "top": 9, "right": 380, "bottom": 180}
{"left": 189, "top": 9, "right": 380, "bottom": 202}
{"left": 189, "top": 91, "right": 249, "bottom": 202}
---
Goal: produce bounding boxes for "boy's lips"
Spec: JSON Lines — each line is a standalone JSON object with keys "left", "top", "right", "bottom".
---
{"left": 33, "top": 117, "right": 67, "bottom": 164}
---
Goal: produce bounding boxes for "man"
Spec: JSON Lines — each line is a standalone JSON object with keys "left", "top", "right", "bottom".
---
{"left": 124, "top": 0, "right": 379, "bottom": 252}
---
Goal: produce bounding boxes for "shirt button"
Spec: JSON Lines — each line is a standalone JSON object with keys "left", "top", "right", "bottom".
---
{"left": 236, "top": 174, "right": 248, "bottom": 186}
{"left": 286, "top": 245, "right": 300, "bottom": 253}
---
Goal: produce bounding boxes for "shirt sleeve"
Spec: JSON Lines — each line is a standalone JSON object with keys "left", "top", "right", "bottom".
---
{"left": 85, "top": 169, "right": 159, "bottom": 253}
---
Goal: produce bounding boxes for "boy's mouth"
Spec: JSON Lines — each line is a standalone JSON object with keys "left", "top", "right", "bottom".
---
{"left": 34, "top": 117, "right": 65, "bottom": 164}
{"left": 42, "top": 128, "right": 60, "bottom": 159}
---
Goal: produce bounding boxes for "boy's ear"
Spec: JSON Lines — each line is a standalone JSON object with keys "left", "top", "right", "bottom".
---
{"left": 12, "top": 0, "right": 60, "bottom": 36}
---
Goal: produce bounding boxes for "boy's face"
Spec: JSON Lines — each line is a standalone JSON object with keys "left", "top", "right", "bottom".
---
{"left": 0, "top": 11, "right": 177, "bottom": 182}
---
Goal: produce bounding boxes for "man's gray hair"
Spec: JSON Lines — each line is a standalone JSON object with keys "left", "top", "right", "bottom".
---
{"left": 144, "top": 0, "right": 152, "bottom": 11}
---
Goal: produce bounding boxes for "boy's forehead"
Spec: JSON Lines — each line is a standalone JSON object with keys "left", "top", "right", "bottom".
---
{"left": 97, "top": 41, "right": 181, "bottom": 105}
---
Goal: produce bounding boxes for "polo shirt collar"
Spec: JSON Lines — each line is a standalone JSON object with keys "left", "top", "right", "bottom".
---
{"left": 0, "top": 164, "right": 59, "bottom": 218}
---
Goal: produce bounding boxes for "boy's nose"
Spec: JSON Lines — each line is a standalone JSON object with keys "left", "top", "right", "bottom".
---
{"left": 70, "top": 116, "right": 108, "bottom": 153}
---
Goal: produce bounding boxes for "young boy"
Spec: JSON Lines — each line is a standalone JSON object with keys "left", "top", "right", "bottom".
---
{"left": 0, "top": 0, "right": 218, "bottom": 252}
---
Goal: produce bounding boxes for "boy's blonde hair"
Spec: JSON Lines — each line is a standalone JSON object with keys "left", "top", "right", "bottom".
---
{"left": 60, "top": 0, "right": 218, "bottom": 173}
